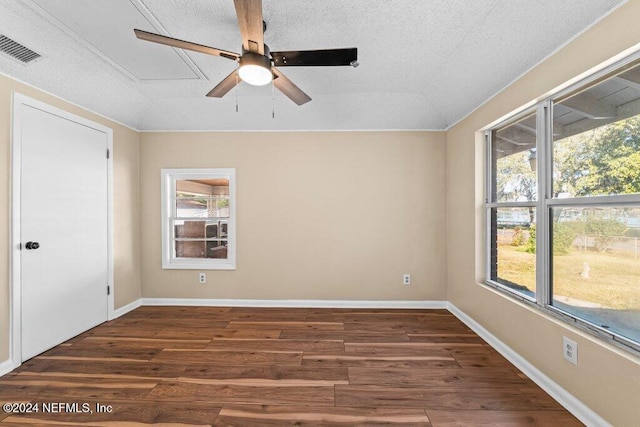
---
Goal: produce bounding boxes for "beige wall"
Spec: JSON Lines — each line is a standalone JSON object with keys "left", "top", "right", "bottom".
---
{"left": 446, "top": 1, "right": 640, "bottom": 424}
{"left": 0, "top": 74, "right": 141, "bottom": 362}
{"left": 140, "top": 131, "right": 447, "bottom": 301}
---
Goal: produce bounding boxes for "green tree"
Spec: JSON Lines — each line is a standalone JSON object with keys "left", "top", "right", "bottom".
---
{"left": 553, "top": 222, "right": 579, "bottom": 255}
{"left": 496, "top": 150, "right": 536, "bottom": 224}
{"left": 511, "top": 226, "right": 526, "bottom": 246}
{"left": 526, "top": 222, "right": 581, "bottom": 255}
{"left": 496, "top": 150, "right": 537, "bottom": 202}
{"left": 555, "top": 116, "right": 640, "bottom": 197}
{"left": 526, "top": 224, "right": 536, "bottom": 253}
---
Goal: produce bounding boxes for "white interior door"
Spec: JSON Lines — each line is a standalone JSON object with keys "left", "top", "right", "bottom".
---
{"left": 19, "top": 104, "right": 109, "bottom": 361}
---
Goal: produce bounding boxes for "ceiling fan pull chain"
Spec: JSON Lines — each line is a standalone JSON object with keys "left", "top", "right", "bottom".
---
{"left": 272, "top": 76, "right": 275, "bottom": 119}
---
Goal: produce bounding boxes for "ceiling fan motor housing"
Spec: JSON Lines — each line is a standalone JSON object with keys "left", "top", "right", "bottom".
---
{"left": 238, "top": 52, "right": 272, "bottom": 85}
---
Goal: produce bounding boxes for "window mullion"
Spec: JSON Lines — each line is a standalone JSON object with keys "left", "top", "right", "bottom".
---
{"left": 487, "top": 201, "right": 537, "bottom": 208}
{"left": 168, "top": 176, "right": 177, "bottom": 261}
{"left": 536, "top": 100, "right": 551, "bottom": 306}
{"left": 547, "top": 194, "right": 640, "bottom": 206}
{"left": 485, "top": 131, "right": 493, "bottom": 282}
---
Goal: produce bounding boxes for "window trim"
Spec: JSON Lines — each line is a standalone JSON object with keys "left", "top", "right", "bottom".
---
{"left": 161, "top": 168, "right": 236, "bottom": 270}
{"left": 483, "top": 50, "right": 640, "bottom": 356}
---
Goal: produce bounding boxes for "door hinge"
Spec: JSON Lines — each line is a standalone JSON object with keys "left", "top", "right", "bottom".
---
{"left": 106, "top": 149, "right": 110, "bottom": 159}
{"left": 107, "top": 286, "right": 111, "bottom": 296}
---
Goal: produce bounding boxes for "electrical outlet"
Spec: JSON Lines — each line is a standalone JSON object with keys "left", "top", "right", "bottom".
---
{"left": 563, "top": 336, "right": 578, "bottom": 365}
{"left": 198, "top": 272, "right": 207, "bottom": 284}
{"left": 403, "top": 274, "right": 411, "bottom": 285}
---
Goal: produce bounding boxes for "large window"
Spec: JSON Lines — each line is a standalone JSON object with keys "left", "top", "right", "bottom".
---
{"left": 486, "top": 56, "right": 640, "bottom": 352}
{"left": 161, "top": 168, "right": 236, "bottom": 270}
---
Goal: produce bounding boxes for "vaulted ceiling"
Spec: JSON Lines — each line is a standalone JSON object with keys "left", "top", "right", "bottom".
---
{"left": 0, "top": 0, "right": 626, "bottom": 131}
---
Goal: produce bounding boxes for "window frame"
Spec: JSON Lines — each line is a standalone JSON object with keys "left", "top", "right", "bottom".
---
{"left": 485, "top": 107, "right": 541, "bottom": 303}
{"left": 484, "top": 51, "right": 640, "bottom": 355}
{"left": 161, "top": 168, "right": 237, "bottom": 270}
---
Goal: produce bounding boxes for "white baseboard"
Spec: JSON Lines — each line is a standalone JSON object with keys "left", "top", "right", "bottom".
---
{"left": 112, "top": 298, "right": 142, "bottom": 319}
{"left": 141, "top": 298, "right": 448, "bottom": 309}
{"left": 447, "top": 303, "right": 610, "bottom": 427}
{"left": 0, "top": 358, "right": 14, "bottom": 377}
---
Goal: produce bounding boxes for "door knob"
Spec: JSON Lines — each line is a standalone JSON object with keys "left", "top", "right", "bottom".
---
{"left": 25, "top": 241, "right": 40, "bottom": 250}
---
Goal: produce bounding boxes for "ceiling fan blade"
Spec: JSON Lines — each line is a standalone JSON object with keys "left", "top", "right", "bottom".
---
{"left": 272, "top": 68, "right": 311, "bottom": 105}
{"left": 134, "top": 29, "right": 239, "bottom": 60}
{"left": 233, "top": 0, "right": 264, "bottom": 54}
{"left": 206, "top": 69, "right": 240, "bottom": 98}
{"left": 271, "top": 48, "right": 358, "bottom": 67}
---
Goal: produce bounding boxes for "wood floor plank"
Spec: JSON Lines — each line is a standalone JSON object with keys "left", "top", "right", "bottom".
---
{"left": 309, "top": 313, "right": 424, "bottom": 323}
{"left": 453, "top": 354, "right": 519, "bottom": 369}
{"left": 227, "top": 321, "right": 344, "bottom": 330}
{"left": 123, "top": 305, "right": 232, "bottom": 318}
{"left": 112, "top": 318, "right": 229, "bottom": 329}
{"left": 343, "top": 321, "right": 472, "bottom": 334}
{"left": 38, "top": 344, "right": 163, "bottom": 362}
{"left": 519, "top": 387, "right": 569, "bottom": 411}
{"left": 344, "top": 342, "right": 492, "bottom": 356}
{"left": 304, "top": 309, "right": 453, "bottom": 324}
{"left": 184, "top": 364, "right": 348, "bottom": 379}
{"left": 279, "top": 330, "right": 411, "bottom": 342}
{"left": 408, "top": 333, "right": 487, "bottom": 344}
{"left": 427, "top": 409, "right": 583, "bottom": 426}
{"left": 0, "top": 375, "right": 43, "bottom": 400}
{"left": 181, "top": 365, "right": 348, "bottom": 386}
{"left": 74, "top": 325, "right": 166, "bottom": 338}
{"left": 151, "top": 349, "right": 303, "bottom": 366}
{"left": 145, "top": 382, "right": 335, "bottom": 405}
{"left": 340, "top": 320, "right": 424, "bottom": 332}
{"left": 15, "top": 358, "right": 186, "bottom": 380}
{"left": 0, "top": 306, "right": 580, "bottom": 425}
{"left": 3, "top": 399, "right": 221, "bottom": 426}
{"left": 215, "top": 405, "right": 433, "bottom": 426}
{"left": 225, "top": 311, "right": 310, "bottom": 322}
{"left": 335, "top": 385, "right": 541, "bottom": 410}
{"left": 206, "top": 338, "right": 344, "bottom": 353}
{"left": 302, "top": 353, "right": 460, "bottom": 368}
{"left": 155, "top": 327, "right": 282, "bottom": 340}
{"left": 177, "top": 376, "right": 348, "bottom": 387}
{"left": 2, "top": 375, "right": 157, "bottom": 401}
{"left": 78, "top": 336, "right": 211, "bottom": 349}
{"left": 348, "top": 367, "right": 529, "bottom": 388}
{"left": 0, "top": 422, "right": 97, "bottom": 426}
{"left": 34, "top": 356, "right": 151, "bottom": 364}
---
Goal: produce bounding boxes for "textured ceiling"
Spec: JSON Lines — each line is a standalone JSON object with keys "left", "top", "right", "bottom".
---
{"left": 0, "top": 0, "right": 626, "bottom": 131}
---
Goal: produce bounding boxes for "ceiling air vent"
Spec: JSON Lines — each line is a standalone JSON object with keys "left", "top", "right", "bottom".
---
{"left": 0, "top": 35, "right": 41, "bottom": 64}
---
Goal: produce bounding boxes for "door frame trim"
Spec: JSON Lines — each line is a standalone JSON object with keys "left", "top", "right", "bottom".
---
{"left": 10, "top": 92, "right": 114, "bottom": 368}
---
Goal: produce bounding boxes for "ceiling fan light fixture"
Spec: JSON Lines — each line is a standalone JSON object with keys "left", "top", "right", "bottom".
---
{"left": 238, "top": 53, "right": 272, "bottom": 86}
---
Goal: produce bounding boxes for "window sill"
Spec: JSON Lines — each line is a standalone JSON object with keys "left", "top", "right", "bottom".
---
{"left": 162, "top": 260, "right": 236, "bottom": 270}
{"left": 479, "top": 280, "right": 640, "bottom": 357}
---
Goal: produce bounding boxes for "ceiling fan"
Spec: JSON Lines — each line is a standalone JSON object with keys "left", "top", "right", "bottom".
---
{"left": 134, "top": 0, "right": 358, "bottom": 106}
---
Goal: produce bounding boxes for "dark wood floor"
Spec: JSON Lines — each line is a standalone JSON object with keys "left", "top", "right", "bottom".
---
{"left": 0, "top": 306, "right": 583, "bottom": 426}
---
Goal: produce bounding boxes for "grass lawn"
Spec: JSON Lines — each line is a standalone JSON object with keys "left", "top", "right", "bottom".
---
{"left": 498, "top": 244, "right": 640, "bottom": 310}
